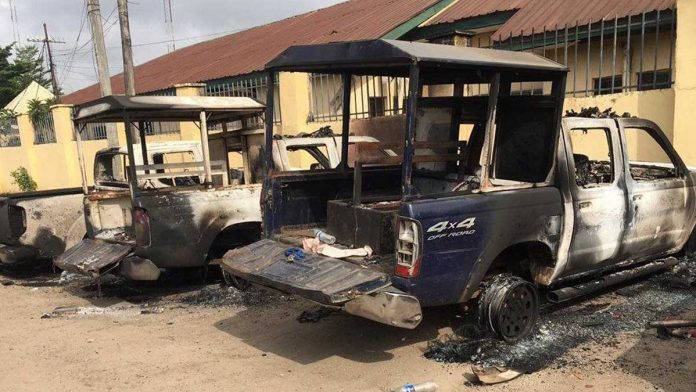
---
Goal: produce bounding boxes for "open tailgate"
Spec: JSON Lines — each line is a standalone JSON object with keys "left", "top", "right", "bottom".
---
{"left": 220, "top": 239, "right": 391, "bottom": 306}
{"left": 54, "top": 238, "right": 132, "bottom": 276}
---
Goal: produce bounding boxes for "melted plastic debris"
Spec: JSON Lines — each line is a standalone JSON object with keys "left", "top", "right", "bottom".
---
{"left": 425, "top": 258, "right": 696, "bottom": 373}
{"left": 182, "top": 284, "right": 287, "bottom": 308}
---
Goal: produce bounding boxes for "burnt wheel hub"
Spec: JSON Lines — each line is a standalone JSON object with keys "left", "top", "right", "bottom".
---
{"left": 497, "top": 283, "right": 537, "bottom": 341}
{"left": 480, "top": 275, "right": 539, "bottom": 342}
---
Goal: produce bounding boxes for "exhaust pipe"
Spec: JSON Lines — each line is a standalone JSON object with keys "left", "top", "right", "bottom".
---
{"left": 547, "top": 257, "right": 679, "bottom": 303}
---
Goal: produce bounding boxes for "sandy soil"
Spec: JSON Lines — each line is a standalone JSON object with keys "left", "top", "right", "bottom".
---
{"left": 0, "top": 263, "right": 694, "bottom": 392}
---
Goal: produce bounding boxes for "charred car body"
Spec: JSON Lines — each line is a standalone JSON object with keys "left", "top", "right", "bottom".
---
{"left": 0, "top": 189, "right": 85, "bottom": 265}
{"left": 55, "top": 96, "right": 267, "bottom": 281}
{"left": 222, "top": 39, "right": 696, "bottom": 341}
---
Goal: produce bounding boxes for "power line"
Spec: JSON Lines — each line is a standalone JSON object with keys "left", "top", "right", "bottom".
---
{"left": 27, "top": 23, "right": 65, "bottom": 98}
{"left": 58, "top": 1, "right": 89, "bottom": 87}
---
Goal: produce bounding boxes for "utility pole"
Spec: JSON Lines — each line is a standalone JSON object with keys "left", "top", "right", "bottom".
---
{"left": 117, "top": 0, "right": 142, "bottom": 149}
{"left": 27, "top": 23, "right": 64, "bottom": 101}
{"left": 117, "top": 0, "right": 136, "bottom": 96}
{"left": 86, "top": 0, "right": 119, "bottom": 147}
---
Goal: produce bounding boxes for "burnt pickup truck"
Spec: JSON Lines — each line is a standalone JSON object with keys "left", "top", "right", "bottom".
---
{"left": 54, "top": 96, "right": 268, "bottom": 281}
{"left": 54, "top": 95, "right": 387, "bottom": 282}
{"left": 222, "top": 39, "right": 696, "bottom": 341}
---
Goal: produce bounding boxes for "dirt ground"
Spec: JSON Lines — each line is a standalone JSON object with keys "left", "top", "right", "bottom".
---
{"left": 0, "top": 262, "right": 694, "bottom": 392}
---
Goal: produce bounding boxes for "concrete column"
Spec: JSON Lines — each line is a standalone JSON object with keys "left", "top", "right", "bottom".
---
{"left": 51, "top": 104, "right": 82, "bottom": 187}
{"left": 278, "top": 72, "right": 311, "bottom": 135}
{"left": 175, "top": 83, "right": 205, "bottom": 142}
{"left": 673, "top": 0, "right": 696, "bottom": 165}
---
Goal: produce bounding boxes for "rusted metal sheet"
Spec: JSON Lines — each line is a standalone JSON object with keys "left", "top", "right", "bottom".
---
{"left": 54, "top": 239, "right": 132, "bottom": 276}
{"left": 221, "top": 239, "right": 391, "bottom": 305}
{"left": 428, "top": 0, "right": 531, "bottom": 25}
{"left": 62, "top": 0, "right": 440, "bottom": 105}
{"left": 493, "top": 0, "right": 675, "bottom": 41}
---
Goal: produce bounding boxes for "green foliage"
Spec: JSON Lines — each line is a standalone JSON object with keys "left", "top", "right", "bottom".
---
{"left": 10, "top": 167, "right": 38, "bottom": 192}
{"left": 0, "top": 44, "right": 53, "bottom": 108}
{"left": 0, "top": 108, "right": 18, "bottom": 136}
{"left": 27, "top": 98, "right": 54, "bottom": 123}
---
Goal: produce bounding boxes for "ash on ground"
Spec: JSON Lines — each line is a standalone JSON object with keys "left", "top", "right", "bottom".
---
{"left": 425, "top": 257, "right": 696, "bottom": 373}
{"left": 182, "top": 284, "right": 287, "bottom": 308}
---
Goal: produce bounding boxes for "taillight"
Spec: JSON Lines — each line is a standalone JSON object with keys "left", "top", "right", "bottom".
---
{"left": 133, "top": 208, "right": 151, "bottom": 247}
{"left": 395, "top": 217, "right": 422, "bottom": 278}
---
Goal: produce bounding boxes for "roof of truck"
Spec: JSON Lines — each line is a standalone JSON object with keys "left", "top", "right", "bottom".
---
{"left": 73, "top": 95, "right": 265, "bottom": 124}
{"left": 266, "top": 39, "right": 567, "bottom": 74}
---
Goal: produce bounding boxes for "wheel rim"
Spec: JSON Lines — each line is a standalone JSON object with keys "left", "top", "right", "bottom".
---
{"left": 495, "top": 282, "right": 538, "bottom": 341}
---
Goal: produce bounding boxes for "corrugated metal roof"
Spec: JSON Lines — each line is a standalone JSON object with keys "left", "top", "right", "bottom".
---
{"left": 428, "top": 0, "right": 531, "bottom": 25}
{"left": 63, "top": 0, "right": 440, "bottom": 105}
{"left": 493, "top": 0, "right": 675, "bottom": 40}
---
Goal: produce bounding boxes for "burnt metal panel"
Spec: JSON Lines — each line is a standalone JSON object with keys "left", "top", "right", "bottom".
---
{"left": 221, "top": 239, "right": 391, "bottom": 305}
{"left": 327, "top": 200, "right": 398, "bottom": 255}
{"left": 55, "top": 239, "right": 132, "bottom": 276}
{"left": 0, "top": 198, "right": 26, "bottom": 244}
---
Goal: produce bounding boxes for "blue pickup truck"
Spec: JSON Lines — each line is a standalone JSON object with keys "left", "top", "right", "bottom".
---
{"left": 221, "top": 39, "right": 696, "bottom": 341}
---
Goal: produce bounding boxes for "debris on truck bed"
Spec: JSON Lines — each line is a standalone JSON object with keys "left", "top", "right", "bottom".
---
{"left": 425, "top": 257, "right": 696, "bottom": 375}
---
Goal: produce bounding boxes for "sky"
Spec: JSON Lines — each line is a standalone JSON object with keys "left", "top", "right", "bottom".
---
{"left": 0, "top": 0, "right": 344, "bottom": 94}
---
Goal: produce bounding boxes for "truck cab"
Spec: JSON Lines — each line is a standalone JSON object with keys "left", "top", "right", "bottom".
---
{"left": 221, "top": 39, "right": 696, "bottom": 341}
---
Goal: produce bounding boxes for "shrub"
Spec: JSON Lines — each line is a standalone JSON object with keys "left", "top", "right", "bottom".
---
{"left": 10, "top": 166, "right": 38, "bottom": 192}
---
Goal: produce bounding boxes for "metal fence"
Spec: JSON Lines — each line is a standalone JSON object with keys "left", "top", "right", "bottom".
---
{"left": 206, "top": 73, "right": 281, "bottom": 126}
{"left": 81, "top": 122, "right": 108, "bottom": 141}
{"left": 0, "top": 116, "right": 21, "bottom": 147}
{"left": 308, "top": 74, "right": 409, "bottom": 123}
{"left": 490, "top": 9, "right": 676, "bottom": 97}
{"left": 32, "top": 115, "right": 57, "bottom": 144}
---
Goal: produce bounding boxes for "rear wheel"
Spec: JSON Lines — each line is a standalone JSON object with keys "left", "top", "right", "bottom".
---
{"left": 478, "top": 274, "right": 539, "bottom": 342}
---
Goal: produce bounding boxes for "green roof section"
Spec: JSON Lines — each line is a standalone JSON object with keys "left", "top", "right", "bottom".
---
{"left": 381, "top": 0, "right": 457, "bottom": 40}
{"left": 402, "top": 10, "right": 516, "bottom": 42}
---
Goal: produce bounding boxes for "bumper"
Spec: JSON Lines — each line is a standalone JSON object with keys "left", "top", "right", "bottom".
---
{"left": 343, "top": 288, "right": 422, "bottom": 329}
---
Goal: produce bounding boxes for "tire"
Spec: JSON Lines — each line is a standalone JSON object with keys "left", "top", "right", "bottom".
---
{"left": 220, "top": 265, "right": 252, "bottom": 291}
{"left": 478, "top": 274, "right": 539, "bottom": 343}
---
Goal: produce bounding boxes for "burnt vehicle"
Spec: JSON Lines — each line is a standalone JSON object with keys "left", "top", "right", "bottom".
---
{"left": 55, "top": 96, "right": 267, "bottom": 281}
{"left": 222, "top": 39, "right": 696, "bottom": 341}
{"left": 0, "top": 143, "right": 201, "bottom": 266}
{"left": 0, "top": 190, "right": 84, "bottom": 265}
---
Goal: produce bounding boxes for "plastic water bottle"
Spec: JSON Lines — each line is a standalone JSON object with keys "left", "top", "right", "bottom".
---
{"left": 313, "top": 229, "right": 336, "bottom": 244}
{"left": 393, "top": 382, "right": 438, "bottom": 392}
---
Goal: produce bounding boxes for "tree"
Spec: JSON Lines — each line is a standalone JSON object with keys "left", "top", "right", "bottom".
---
{"left": 0, "top": 44, "right": 53, "bottom": 108}
{"left": 11, "top": 45, "right": 52, "bottom": 93}
{"left": 0, "top": 44, "right": 16, "bottom": 107}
